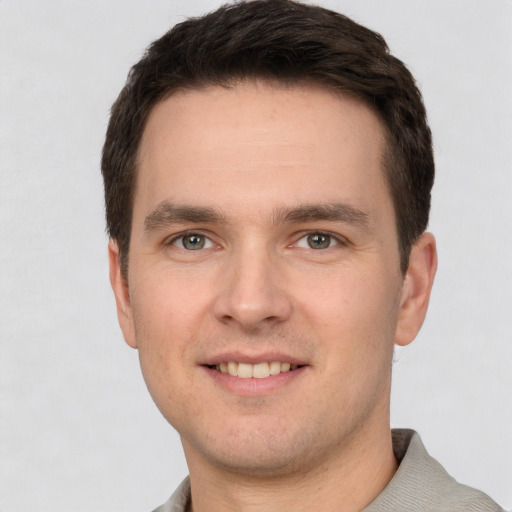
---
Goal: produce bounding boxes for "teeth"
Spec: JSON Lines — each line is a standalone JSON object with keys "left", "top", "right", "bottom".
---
{"left": 227, "top": 361, "right": 238, "bottom": 377}
{"left": 252, "top": 362, "right": 270, "bottom": 379}
{"left": 214, "top": 360, "right": 300, "bottom": 378}
{"left": 237, "top": 362, "right": 253, "bottom": 379}
{"left": 269, "top": 361, "right": 281, "bottom": 375}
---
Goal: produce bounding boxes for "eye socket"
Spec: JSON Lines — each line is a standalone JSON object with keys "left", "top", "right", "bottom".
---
{"left": 172, "top": 233, "right": 214, "bottom": 250}
{"left": 295, "top": 232, "right": 340, "bottom": 250}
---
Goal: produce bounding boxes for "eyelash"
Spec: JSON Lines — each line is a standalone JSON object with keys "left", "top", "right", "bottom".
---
{"left": 167, "top": 232, "right": 216, "bottom": 251}
{"left": 166, "top": 230, "right": 346, "bottom": 252}
{"left": 293, "top": 231, "right": 345, "bottom": 250}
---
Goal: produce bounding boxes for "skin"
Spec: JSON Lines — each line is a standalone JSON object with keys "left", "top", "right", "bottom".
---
{"left": 109, "top": 82, "right": 437, "bottom": 511}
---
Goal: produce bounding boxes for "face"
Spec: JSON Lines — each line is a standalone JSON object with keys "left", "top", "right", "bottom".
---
{"left": 110, "top": 82, "right": 435, "bottom": 477}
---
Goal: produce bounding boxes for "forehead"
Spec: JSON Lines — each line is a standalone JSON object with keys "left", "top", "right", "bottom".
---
{"left": 140, "top": 81, "right": 385, "bottom": 162}
{"left": 135, "top": 81, "right": 391, "bottom": 223}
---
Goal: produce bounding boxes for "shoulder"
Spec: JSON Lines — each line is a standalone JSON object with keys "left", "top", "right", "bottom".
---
{"left": 364, "top": 429, "right": 505, "bottom": 512}
{"left": 151, "top": 477, "right": 191, "bottom": 512}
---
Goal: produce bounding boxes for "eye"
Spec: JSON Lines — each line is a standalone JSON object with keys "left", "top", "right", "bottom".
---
{"left": 172, "top": 233, "right": 214, "bottom": 250}
{"left": 295, "top": 232, "right": 339, "bottom": 250}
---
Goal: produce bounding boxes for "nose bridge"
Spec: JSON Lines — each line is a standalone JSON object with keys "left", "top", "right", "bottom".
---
{"left": 213, "top": 239, "right": 292, "bottom": 328}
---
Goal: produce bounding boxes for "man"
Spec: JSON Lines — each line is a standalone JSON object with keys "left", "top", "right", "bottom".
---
{"left": 101, "top": 1, "right": 505, "bottom": 510}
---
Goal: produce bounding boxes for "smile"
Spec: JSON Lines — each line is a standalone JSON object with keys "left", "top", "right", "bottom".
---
{"left": 209, "top": 361, "right": 302, "bottom": 379}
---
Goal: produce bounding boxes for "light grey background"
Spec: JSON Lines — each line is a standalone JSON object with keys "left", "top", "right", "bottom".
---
{"left": 1, "top": 1, "right": 511, "bottom": 511}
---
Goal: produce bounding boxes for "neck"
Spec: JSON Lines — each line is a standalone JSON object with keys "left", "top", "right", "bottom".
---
{"left": 184, "top": 423, "right": 397, "bottom": 512}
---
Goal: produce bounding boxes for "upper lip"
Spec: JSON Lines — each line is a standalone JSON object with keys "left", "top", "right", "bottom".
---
{"left": 201, "top": 351, "right": 308, "bottom": 366}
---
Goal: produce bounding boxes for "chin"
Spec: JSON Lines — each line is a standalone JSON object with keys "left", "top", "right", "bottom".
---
{"left": 182, "top": 421, "right": 334, "bottom": 479}
{"left": 206, "top": 447, "right": 309, "bottom": 478}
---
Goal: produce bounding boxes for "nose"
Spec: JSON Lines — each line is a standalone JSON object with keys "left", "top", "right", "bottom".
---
{"left": 212, "top": 247, "right": 293, "bottom": 330}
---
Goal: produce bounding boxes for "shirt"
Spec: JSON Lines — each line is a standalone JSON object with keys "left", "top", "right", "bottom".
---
{"left": 152, "top": 429, "right": 505, "bottom": 512}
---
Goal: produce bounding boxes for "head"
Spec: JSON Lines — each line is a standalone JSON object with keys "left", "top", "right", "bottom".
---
{"left": 102, "top": 0, "right": 434, "bottom": 279}
{"left": 103, "top": 0, "right": 437, "bottom": 482}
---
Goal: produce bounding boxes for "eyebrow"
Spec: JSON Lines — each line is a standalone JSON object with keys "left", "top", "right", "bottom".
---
{"left": 144, "top": 201, "right": 370, "bottom": 232}
{"left": 144, "top": 202, "right": 227, "bottom": 232}
{"left": 273, "top": 203, "right": 370, "bottom": 227}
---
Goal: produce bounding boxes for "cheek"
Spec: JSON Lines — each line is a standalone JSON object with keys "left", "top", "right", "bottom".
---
{"left": 128, "top": 273, "right": 200, "bottom": 381}
{"left": 298, "top": 268, "right": 400, "bottom": 364}
{"left": 130, "top": 284, "right": 202, "bottom": 427}
{"left": 131, "top": 265, "right": 212, "bottom": 334}
{"left": 299, "top": 265, "right": 398, "bottom": 322}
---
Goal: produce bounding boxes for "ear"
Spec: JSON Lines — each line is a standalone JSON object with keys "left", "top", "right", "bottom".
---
{"left": 395, "top": 232, "right": 437, "bottom": 347}
{"left": 108, "top": 240, "right": 137, "bottom": 349}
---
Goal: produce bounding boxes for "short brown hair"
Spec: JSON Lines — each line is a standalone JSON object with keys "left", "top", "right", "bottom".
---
{"left": 102, "top": 0, "right": 434, "bottom": 276}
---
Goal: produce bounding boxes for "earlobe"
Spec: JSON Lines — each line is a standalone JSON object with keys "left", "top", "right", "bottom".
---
{"left": 395, "top": 232, "right": 437, "bottom": 347}
{"left": 108, "top": 240, "right": 138, "bottom": 349}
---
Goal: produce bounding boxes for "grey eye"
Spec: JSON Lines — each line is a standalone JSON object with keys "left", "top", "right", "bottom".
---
{"left": 181, "top": 234, "right": 206, "bottom": 250}
{"left": 307, "top": 233, "right": 331, "bottom": 249}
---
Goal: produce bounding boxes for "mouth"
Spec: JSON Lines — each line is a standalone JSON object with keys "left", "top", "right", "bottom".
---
{"left": 206, "top": 361, "right": 305, "bottom": 379}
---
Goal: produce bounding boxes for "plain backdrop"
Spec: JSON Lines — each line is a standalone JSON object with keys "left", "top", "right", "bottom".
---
{"left": 1, "top": 1, "right": 511, "bottom": 511}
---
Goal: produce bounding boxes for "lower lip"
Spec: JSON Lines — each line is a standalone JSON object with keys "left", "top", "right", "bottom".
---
{"left": 203, "top": 366, "right": 307, "bottom": 396}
